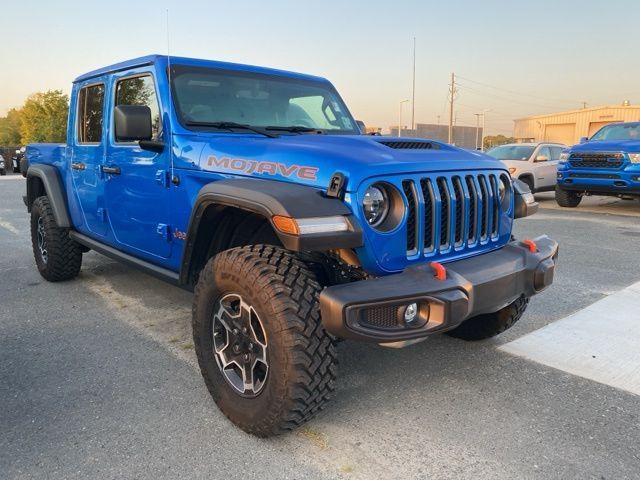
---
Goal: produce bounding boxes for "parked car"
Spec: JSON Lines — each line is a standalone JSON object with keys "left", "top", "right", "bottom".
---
{"left": 12, "top": 147, "right": 26, "bottom": 173}
{"left": 486, "top": 142, "right": 567, "bottom": 193}
{"left": 556, "top": 122, "right": 640, "bottom": 207}
{"left": 24, "top": 55, "right": 558, "bottom": 436}
{"left": 0, "top": 154, "right": 6, "bottom": 175}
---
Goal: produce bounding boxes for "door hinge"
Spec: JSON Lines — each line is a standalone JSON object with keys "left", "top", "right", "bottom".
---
{"left": 155, "top": 169, "right": 170, "bottom": 188}
{"left": 156, "top": 223, "right": 172, "bottom": 241}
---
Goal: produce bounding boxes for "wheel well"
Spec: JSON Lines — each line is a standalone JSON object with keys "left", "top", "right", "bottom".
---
{"left": 517, "top": 174, "right": 534, "bottom": 189}
{"left": 185, "top": 205, "right": 283, "bottom": 286}
{"left": 26, "top": 176, "right": 45, "bottom": 210}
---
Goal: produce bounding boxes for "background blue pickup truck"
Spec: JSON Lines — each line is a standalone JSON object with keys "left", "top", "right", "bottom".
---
{"left": 24, "top": 55, "right": 558, "bottom": 436}
{"left": 556, "top": 121, "right": 640, "bottom": 207}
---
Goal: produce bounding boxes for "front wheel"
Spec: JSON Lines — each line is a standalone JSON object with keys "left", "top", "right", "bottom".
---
{"left": 555, "top": 186, "right": 582, "bottom": 208}
{"left": 446, "top": 296, "right": 529, "bottom": 341}
{"left": 192, "top": 245, "right": 337, "bottom": 437}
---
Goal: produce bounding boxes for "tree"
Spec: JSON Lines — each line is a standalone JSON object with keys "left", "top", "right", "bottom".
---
{"left": 483, "top": 135, "right": 516, "bottom": 150}
{"left": 0, "top": 108, "right": 23, "bottom": 145}
{"left": 19, "top": 90, "right": 69, "bottom": 144}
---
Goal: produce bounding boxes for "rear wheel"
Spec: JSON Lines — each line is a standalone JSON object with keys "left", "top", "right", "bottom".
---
{"left": 30, "top": 196, "right": 83, "bottom": 281}
{"left": 192, "top": 245, "right": 337, "bottom": 436}
{"left": 555, "top": 186, "right": 582, "bottom": 208}
{"left": 446, "top": 296, "right": 529, "bottom": 341}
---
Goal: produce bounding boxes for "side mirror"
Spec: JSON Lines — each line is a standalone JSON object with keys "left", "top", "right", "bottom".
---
{"left": 356, "top": 120, "right": 366, "bottom": 134}
{"left": 114, "top": 105, "right": 153, "bottom": 142}
{"left": 579, "top": 136, "right": 589, "bottom": 144}
{"left": 535, "top": 155, "right": 549, "bottom": 162}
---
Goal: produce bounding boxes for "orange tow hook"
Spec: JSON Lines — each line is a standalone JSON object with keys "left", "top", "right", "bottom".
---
{"left": 430, "top": 261, "right": 447, "bottom": 281}
{"left": 522, "top": 239, "right": 538, "bottom": 253}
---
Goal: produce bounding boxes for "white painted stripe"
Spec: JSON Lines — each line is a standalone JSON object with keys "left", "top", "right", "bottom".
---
{"left": 0, "top": 175, "right": 25, "bottom": 181}
{"left": 0, "top": 220, "right": 19, "bottom": 234}
{"left": 500, "top": 281, "right": 640, "bottom": 396}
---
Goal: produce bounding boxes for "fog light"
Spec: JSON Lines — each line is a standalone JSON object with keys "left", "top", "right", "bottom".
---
{"left": 404, "top": 303, "right": 418, "bottom": 324}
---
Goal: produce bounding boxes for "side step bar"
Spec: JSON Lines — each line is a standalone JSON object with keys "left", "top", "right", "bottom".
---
{"left": 69, "top": 231, "right": 186, "bottom": 289}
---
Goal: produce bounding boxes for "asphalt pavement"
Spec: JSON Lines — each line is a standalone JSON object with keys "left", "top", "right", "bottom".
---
{"left": 1, "top": 174, "right": 639, "bottom": 480}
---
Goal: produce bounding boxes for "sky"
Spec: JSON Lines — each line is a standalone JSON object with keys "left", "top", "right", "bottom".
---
{"left": 1, "top": 0, "right": 639, "bottom": 135}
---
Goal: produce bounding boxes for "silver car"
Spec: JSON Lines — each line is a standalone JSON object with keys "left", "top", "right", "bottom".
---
{"left": 486, "top": 142, "right": 567, "bottom": 193}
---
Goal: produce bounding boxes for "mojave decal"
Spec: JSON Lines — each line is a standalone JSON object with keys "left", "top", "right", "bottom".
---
{"left": 207, "top": 155, "right": 319, "bottom": 181}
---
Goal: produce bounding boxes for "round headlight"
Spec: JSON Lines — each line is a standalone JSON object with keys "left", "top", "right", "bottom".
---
{"left": 499, "top": 175, "right": 511, "bottom": 211}
{"left": 362, "top": 184, "right": 389, "bottom": 227}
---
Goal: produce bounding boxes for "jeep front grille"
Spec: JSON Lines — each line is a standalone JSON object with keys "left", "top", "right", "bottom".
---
{"left": 403, "top": 173, "right": 505, "bottom": 256}
{"left": 569, "top": 152, "right": 624, "bottom": 169}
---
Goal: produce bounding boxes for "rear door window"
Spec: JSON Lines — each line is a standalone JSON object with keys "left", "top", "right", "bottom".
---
{"left": 77, "top": 84, "right": 105, "bottom": 143}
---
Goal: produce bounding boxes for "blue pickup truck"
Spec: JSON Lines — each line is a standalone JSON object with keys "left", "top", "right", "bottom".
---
{"left": 556, "top": 121, "right": 640, "bottom": 207}
{"left": 24, "top": 55, "right": 558, "bottom": 436}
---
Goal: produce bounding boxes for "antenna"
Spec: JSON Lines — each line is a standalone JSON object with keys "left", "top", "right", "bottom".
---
{"left": 166, "top": 9, "right": 174, "bottom": 178}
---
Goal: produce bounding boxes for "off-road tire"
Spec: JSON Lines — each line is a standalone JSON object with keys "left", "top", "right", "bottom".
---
{"left": 30, "top": 196, "right": 82, "bottom": 281}
{"left": 555, "top": 186, "right": 582, "bottom": 208}
{"left": 446, "top": 295, "right": 529, "bottom": 341}
{"left": 192, "top": 245, "right": 337, "bottom": 437}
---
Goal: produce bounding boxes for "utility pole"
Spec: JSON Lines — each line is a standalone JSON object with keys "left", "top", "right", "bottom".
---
{"left": 448, "top": 72, "right": 456, "bottom": 144}
{"left": 474, "top": 113, "right": 481, "bottom": 150}
{"left": 411, "top": 37, "right": 416, "bottom": 131}
{"left": 582, "top": 101, "right": 587, "bottom": 109}
{"left": 480, "top": 109, "right": 491, "bottom": 151}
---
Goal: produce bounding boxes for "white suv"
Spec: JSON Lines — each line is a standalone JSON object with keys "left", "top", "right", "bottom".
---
{"left": 486, "top": 143, "right": 567, "bottom": 193}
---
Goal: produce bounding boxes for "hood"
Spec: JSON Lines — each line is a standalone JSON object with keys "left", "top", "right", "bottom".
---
{"left": 186, "top": 134, "right": 506, "bottom": 192}
{"left": 572, "top": 140, "right": 640, "bottom": 153}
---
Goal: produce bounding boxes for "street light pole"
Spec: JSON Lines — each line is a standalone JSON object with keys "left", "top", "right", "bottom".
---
{"left": 480, "top": 109, "right": 491, "bottom": 151}
{"left": 399, "top": 99, "right": 409, "bottom": 137}
{"left": 474, "top": 113, "right": 481, "bottom": 150}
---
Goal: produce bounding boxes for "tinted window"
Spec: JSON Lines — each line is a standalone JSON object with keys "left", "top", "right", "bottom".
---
{"left": 486, "top": 145, "right": 535, "bottom": 161}
{"left": 590, "top": 122, "right": 640, "bottom": 141}
{"left": 77, "top": 84, "right": 105, "bottom": 143}
{"left": 170, "top": 66, "right": 357, "bottom": 134}
{"left": 115, "top": 75, "right": 161, "bottom": 140}
{"left": 550, "top": 146, "right": 564, "bottom": 160}
{"left": 536, "top": 146, "right": 551, "bottom": 161}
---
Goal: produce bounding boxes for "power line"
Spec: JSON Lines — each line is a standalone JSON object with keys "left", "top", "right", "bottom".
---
{"left": 456, "top": 75, "right": 583, "bottom": 105}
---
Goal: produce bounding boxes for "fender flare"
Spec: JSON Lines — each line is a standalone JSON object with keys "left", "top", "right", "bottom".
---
{"left": 26, "top": 165, "right": 72, "bottom": 228}
{"left": 180, "top": 178, "right": 363, "bottom": 284}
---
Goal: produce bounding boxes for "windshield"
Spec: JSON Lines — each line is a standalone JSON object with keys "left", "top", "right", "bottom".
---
{"left": 170, "top": 65, "right": 358, "bottom": 134}
{"left": 590, "top": 122, "right": 640, "bottom": 141}
{"left": 486, "top": 145, "right": 535, "bottom": 161}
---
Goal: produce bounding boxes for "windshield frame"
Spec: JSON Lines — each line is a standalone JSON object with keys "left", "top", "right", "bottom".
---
{"left": 169, "top": 64, "right": 359, "bottom": 135}
{"left": 590, "top": 122, "right": 640, "bottom": 142}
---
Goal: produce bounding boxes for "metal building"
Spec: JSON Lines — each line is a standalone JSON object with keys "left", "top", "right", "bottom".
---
{"left": 513, "top": 104, "right": 640, "bottom": 146}
{"left": 390, "top": 123, "right": 483, "bottom": 149}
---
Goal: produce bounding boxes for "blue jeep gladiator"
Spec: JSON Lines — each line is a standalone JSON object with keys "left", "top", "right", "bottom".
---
{"left": 24, "top": 55, "right": 558, "bottom": 436}
{"left": 556, "top": 121, "right": 640, "bottom": 207}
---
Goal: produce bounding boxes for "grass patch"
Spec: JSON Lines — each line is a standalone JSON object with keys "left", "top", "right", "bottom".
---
{"left": 180, "top": 342, "right": 194, "bottom": 350}
{"left": 168, "top": 336, "right": 180, "bottom": 344}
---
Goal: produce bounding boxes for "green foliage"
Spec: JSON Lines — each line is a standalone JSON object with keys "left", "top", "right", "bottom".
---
{"left": 0, "top": 108, "right": 23, "bottom": 145}
{"left": 484, "top": 134, "right": 515, "bottom": 150}
{"left": 19, "top": 90, "right": 69, "bottom": 144}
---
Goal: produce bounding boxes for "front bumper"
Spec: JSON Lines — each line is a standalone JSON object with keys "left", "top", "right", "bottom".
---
{"left": 320, "top": 235, "right": 558, "bottom": 343}
{"left": 557, "top": 168, "right": 640, "bottom": 195}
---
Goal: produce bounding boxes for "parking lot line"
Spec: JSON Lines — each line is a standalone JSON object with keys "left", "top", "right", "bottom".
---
{"left": 500, "top": 281, "right": 640, "bottom": 396}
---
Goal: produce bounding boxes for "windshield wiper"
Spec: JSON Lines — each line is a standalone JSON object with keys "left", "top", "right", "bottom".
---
{"left": 184, "top": 121, "right": 278, "bottom": 138}
{"left": 265, "top": 125, "right": 324, "bottom": 134}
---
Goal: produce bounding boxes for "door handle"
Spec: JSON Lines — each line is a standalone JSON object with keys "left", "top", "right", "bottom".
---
{"left": 71, "top": 162, "right": 86, "bottom": 171}
{"left": 102, "top": 165, "right": 121, "bottom": 175}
